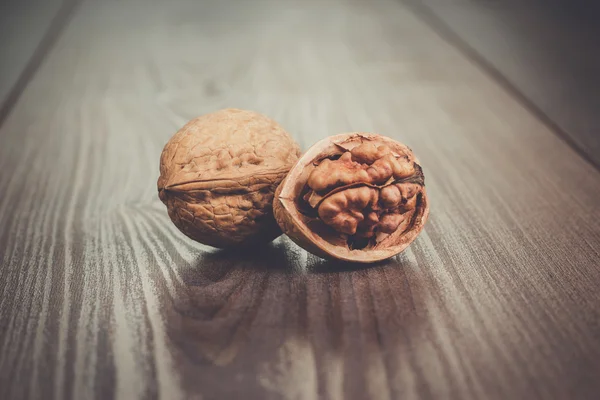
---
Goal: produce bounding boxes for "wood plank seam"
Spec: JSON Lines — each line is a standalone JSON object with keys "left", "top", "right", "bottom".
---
{"left": 400, "top": 0, "right": 600, "bottom": 172}
{"left": 0, "top": 0, "right": 83, "bottom": 129}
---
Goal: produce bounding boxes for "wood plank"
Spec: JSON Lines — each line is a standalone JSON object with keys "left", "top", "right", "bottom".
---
{"left": 0, "top": 0, "right": 68, "bottom": 114}
{"left": 412, "top": 0, "right": 600, "bottom": 168}
{"left": 1, "top": 0, "right": 599, "bottom": 399}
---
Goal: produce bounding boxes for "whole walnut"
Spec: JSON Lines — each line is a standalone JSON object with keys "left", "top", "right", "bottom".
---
{"left": 158, "top": 109, "right": 301, "bottom": 248}
{"left": 273, "top": 133, "right": 429, "bottom": 263}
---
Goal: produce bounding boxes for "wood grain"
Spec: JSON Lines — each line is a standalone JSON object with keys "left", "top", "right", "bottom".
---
{"left": 413, "top": 0, "right": 600, "bottom": 168}
{"left": 1, "top": 0, "right": 599, "bottom": 399}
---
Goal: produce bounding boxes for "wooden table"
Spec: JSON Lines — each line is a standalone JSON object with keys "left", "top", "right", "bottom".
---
{"left": 1, "top": 0, "right": 599, "bottom": 399}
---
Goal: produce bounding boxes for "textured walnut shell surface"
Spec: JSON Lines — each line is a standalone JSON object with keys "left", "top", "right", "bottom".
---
{"left": 274, "top": 133, "right": 429, "bottom": 263}
{"left": 158, "top": 109, "right": 301, "bottom": 248}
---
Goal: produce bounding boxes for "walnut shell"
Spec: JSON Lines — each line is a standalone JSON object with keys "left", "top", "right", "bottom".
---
{"left": 274, "top": 133, "right": 429, "bottom": 263}
{"left": 158, "top": 109, "right": 301, "bottom": 248}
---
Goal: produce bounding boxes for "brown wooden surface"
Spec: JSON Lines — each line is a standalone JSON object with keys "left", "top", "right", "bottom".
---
{"left": 0, "top": 0, "right": 68, "bottom": 114}
{"left": 415, "top": 0, "right": 600, "bottom": 168}
{"left": 1, "top": 0, "right": 600, "bottom": 399}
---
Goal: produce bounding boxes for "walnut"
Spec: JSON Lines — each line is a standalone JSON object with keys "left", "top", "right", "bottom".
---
{"left": 157, "top": 109, "right": 301, "bottom": 248}
{"left": 273, "top": 133, "right": 429, "bottom": 263}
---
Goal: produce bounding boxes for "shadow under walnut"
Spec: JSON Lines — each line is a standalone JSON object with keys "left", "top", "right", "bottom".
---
{"left": 164, "top": 240, "right": 426, "bottom": 399}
